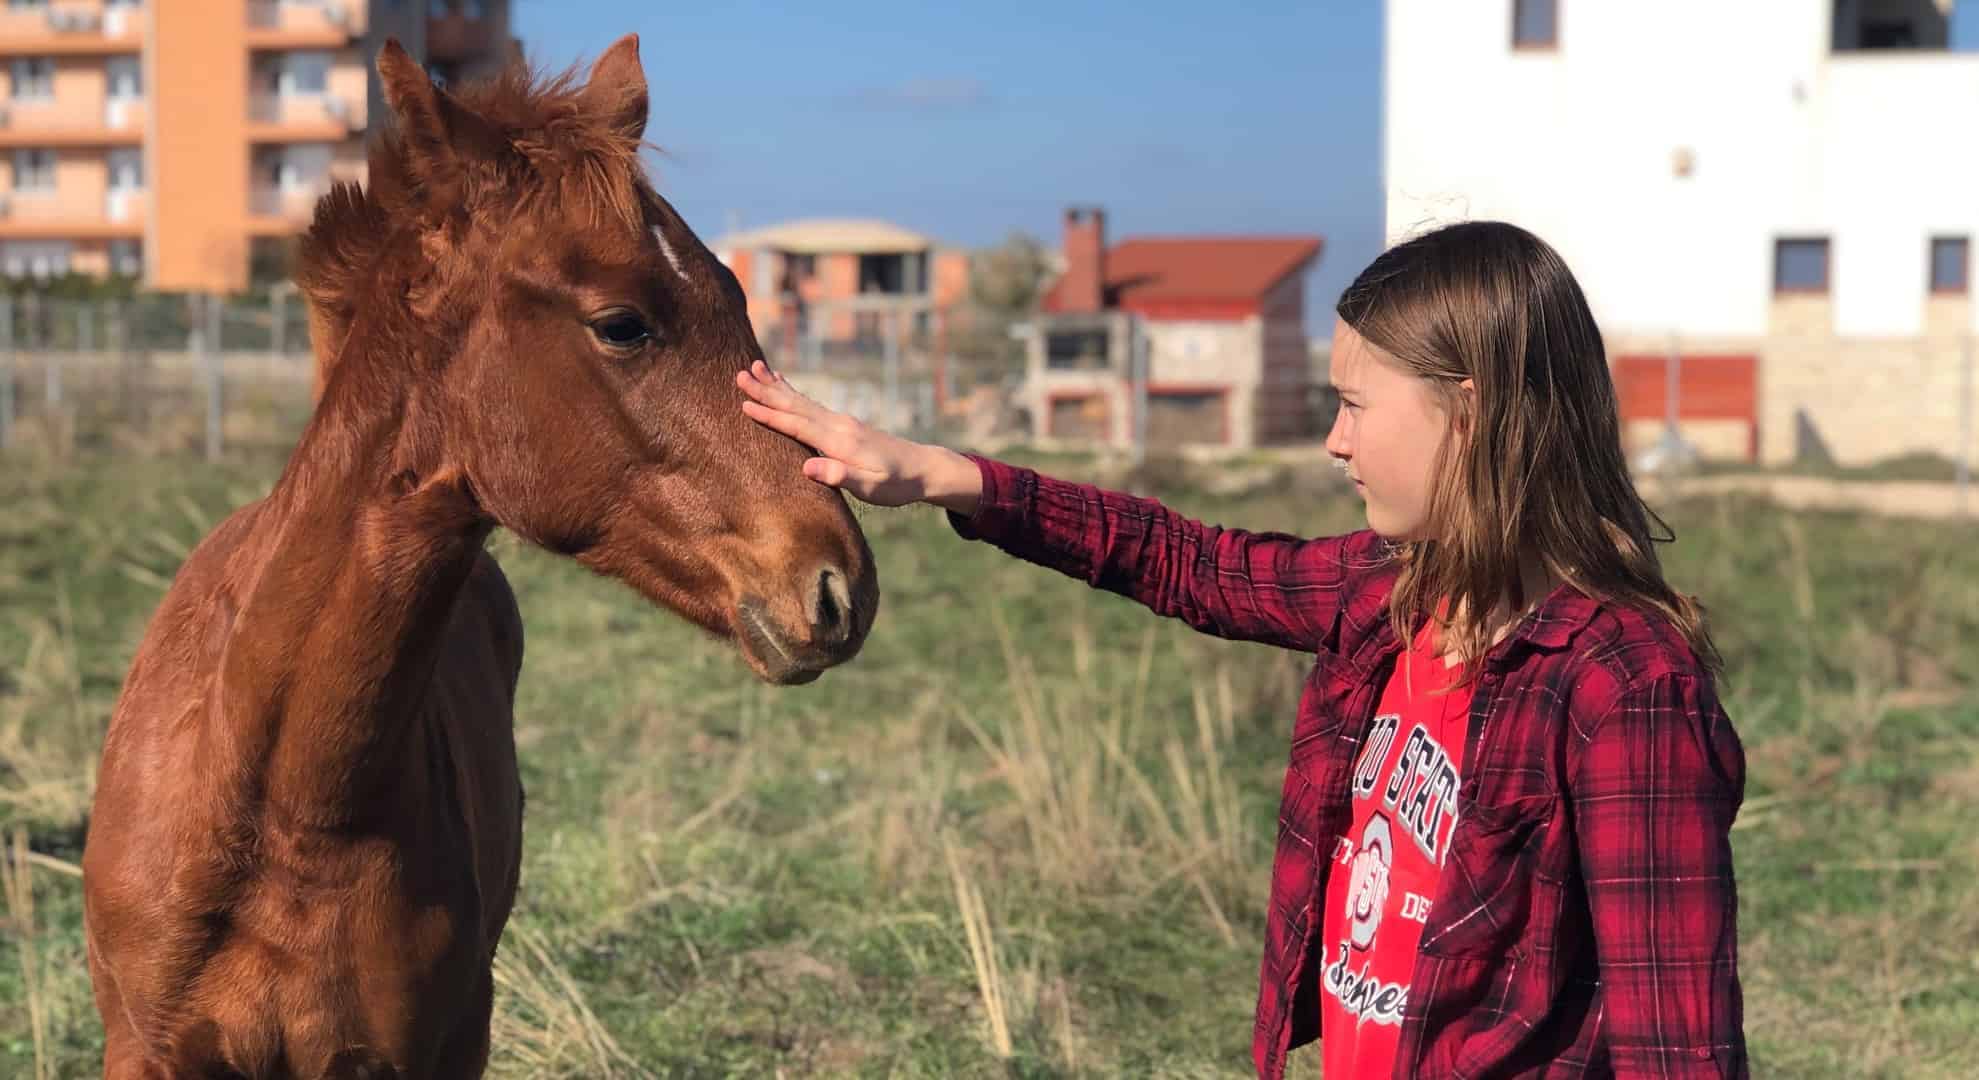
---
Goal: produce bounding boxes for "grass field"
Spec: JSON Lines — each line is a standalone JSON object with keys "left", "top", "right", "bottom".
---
{"left": 1, "top": 445, "right": 1976, "bottom": 1077}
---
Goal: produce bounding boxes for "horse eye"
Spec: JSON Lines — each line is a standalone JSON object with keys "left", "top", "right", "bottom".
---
{"left": 591, "top": 314, "right": 651, "bottom": 348}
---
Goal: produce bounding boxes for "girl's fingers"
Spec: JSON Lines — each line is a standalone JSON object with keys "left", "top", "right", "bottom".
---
{"left": 738, "top": 360, "right": 827, "bottom": 420}
{"left": 803, "top": 458, "right": 850, "bottom": 488}
{"left": 740, "top": 399, "right": 820, "bottom": 445}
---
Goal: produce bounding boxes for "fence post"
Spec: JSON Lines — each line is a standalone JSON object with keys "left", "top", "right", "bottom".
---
{"left": 0, "top": 293, "right": 12, "bottom": 450}
{"left": 882, "top": 311, "right": 900, "bottom": 433}
{"left": 1130, "top": 314, "right": 1149, "bottom": 466}
{"left": 1959, "top": 332, "right": 1972, "bottom": 519}
{"left": 197, "top": 293, "right": 223, "bottom": 462}
{"left": 273, "top": 283, "right": 287, "bottom": 357}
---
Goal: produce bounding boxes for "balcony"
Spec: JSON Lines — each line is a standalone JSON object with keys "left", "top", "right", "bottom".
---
{"left": 103, "top": 97, "right": 144, "bottom": 131}
{"left": 246, "top": 1, "right": 361, "bottom": 49}
{"left": 427, "top": 14, "right": 497, "bottom": 63}
{"left": 0, "top": 192, "right": 144, "bottom": 240}
{"left": 0, "top": 5, "right": 144, "bottom": 57}
{"left": 247, "top": 184, "right": 329, "bottom": 236}
{"left": 0, "top": 103, "right": 143, "bottom": 148}
{"left": 104, "top": 188, "right": 141, "bottom": 224}
{"left": 246, "top": 94, "right": 359, "bottom": 142}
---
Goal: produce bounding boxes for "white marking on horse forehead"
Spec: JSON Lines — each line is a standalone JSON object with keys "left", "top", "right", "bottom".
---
{"left": 652, "top": 224, "right": 689, "bottom": 281}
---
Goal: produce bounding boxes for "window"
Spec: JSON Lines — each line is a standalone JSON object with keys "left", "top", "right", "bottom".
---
{"left": 10, "top": 58, "right": 54, "bottom": 101}
{"left": 1833, "top": 1, "right": 1952, "bottom": 52}
{"left": 429, "top": 0, "right": 451, "bottom": 16}
{"left": 463, "top": 0, "right": 485, "bottom": 17}
{"left": 1, "top": 241, "right": 71, "bottom": 280}
{"left": 106, "top": 55, "right": 141, "bottom": 100}
{"left": 6, "top": 0, "right": 49, "bottom": 9}
{"left": 107, "top": 148, "right": 142, "bottom": 191}
{"left": 1774, "top": 237, "right": 1830, "bottom": 294}
{"left": 108, "top": 239, "right": 141, "bottom": 277}
{"left": 11, "top": 148, "right": 56, "bottom": 193}
{"left": 1512, "top": 0, "right": 1557, "bottom": 48}
{"left": 1047, "top": 394, "right": 1110, "bottom": 441}
{"left": 1931, "top": 236, "right": 1970, "bottom": 294}
{"left": 257, "top": 145, "right": 329, "bottom": 193}
{"left": 858, "top": 252, "right": 915, "bottom": 294}
{"left": 1045, "top": 328, "right": 1110, "bottom": 371}
{"left": 276, "top": 51, "right": 331, "bottom": 97}
{"left": 1147, "top": 390, "right": 1228, "bottom": 446}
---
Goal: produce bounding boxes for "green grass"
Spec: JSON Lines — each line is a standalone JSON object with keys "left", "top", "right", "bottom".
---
{"left": 1, "top": 447, "right": 1976, "bottom": 1077}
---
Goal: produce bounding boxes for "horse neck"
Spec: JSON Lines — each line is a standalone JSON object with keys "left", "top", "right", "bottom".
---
{"left": 210, "top": 329, "right": 487, "bottom": 826}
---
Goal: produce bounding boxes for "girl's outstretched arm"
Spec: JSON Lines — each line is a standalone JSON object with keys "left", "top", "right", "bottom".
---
{"left": 738, "top": 361, "right": 1381, "bottom": 654}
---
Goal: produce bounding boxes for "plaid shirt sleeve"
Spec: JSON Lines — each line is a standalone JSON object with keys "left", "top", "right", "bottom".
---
{"left": 946, "top": 454, "right": 1366, "bottom": 653}
{"left": 1572, "top": 671, "right": 1748, "bottom": 1078}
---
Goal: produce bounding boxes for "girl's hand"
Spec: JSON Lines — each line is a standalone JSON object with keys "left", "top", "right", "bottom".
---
{"left": 736, "top": 360, "right": 982, "bottom": 515}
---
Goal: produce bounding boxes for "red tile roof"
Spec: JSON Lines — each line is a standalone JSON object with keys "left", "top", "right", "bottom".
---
{"left": 1042, "top": 236, "right": 1323, "bottom": 319}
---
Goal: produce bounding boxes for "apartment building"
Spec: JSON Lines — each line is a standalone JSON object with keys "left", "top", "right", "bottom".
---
{"left": 0, "top": 0, "right": 517, "bottom": 293}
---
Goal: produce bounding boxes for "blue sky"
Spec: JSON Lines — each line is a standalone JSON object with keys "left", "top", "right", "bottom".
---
{"left": 512, "top": 3, "right": 1979, "bottom": 338}
{"left": 511, "top": 2, "right": 1384, "bottom": 334}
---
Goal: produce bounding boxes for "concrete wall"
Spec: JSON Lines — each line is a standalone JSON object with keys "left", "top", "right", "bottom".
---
{"left": 1388, "top": 0, "right": 1979, "bottom": 340}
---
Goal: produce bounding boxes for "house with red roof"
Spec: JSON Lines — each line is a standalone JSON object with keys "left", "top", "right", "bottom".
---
{"left": 1018, "top": 206, "right": 1323, "bottom": 450}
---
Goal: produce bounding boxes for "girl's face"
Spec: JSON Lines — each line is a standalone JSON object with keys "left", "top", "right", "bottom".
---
{"left": 1324, "top": 318, "right": 1461, "bottom": 541}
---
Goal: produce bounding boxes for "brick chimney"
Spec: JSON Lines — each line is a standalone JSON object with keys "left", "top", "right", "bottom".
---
{"left": 1059, "top": 206, "right": 1107, "bottom": 313}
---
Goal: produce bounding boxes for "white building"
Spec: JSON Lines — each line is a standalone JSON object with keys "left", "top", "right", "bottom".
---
{"left": 1387, "top": 0, "right": 1977, "bottom": 467}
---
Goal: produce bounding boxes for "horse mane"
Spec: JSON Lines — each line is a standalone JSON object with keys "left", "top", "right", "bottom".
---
{"left": 296, "top": 57, "right": 652, "bottom": 384}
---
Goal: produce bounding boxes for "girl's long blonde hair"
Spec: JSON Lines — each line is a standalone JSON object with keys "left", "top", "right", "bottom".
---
{"left": 1337, "top": 221, "right": 1721, "bottom": 677}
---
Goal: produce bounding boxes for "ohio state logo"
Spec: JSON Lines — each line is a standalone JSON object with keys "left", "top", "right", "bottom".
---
{"left": 1346, "top": 814, "right": 1394, "bottom": 950}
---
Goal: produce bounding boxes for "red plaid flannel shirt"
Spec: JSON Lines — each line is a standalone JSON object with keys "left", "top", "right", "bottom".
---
{"left": 948, "top": 456, "right": 1748, "bottom": 1079}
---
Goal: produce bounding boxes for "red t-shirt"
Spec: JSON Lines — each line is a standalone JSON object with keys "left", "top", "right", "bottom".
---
{"left": 1319, "top": 623, "right": 1473, "bottom": 1077}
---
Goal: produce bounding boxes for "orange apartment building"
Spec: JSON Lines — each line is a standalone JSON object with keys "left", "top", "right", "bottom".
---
{"left": 0, "top": 0, "right": 516, "bottom": 293}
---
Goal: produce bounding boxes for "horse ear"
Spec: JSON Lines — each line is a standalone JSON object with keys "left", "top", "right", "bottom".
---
{"left": 582, "top": 34, "right": 648, "bottom": 145}
{"left": 376, "top": 38, "right": 501, "bottom": 207}
{"left": 377, "top": 39, "right": 451, "bottom": 166}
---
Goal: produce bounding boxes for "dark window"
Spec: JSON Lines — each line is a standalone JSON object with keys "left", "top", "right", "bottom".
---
{"left": 1513, "top": 0, "right": 1557, "bottom": 48}
{"left": 1930, "top": 236, "right": 1969, "bottom": 294}
{"left": 857, "top": 251, "right": 928, "bottom": 295}
{"left": 1774, "top": 238, "right": 1830, "bottom": 294}
{"left": 858, "top": 253, "right": 904, "bottom": 294}
{"left": 1147, "top": 391, "right": 1227, "bottom": 446}
{"left": 1860, "top": 20, "right": 1917, "bottom": 47}
{"left": 1045, "top": 328, "right": 1110, "bottom": 371}
{"left": 1048, "top": 395, "right": 1109, "bottom": 441}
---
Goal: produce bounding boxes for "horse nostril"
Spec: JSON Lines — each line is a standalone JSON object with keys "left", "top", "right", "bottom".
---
{"left": 811, "top": 566, "right": 852, "bottom": 644}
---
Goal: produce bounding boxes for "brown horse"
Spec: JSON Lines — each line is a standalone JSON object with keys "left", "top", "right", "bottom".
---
{"left": 79, "top": 35, "right": 877, "bottom": 1079}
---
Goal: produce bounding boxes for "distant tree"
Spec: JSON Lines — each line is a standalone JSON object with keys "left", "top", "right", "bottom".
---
{"left": 950, "top": 230, "right": 1053, "bottom": 390}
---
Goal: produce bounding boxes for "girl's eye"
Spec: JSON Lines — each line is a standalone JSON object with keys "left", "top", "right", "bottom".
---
{"left": 591, "top": 314, "right": 652, "bottom": 348}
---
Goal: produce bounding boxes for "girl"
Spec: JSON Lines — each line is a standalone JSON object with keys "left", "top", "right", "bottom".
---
{"left": 737, "top": 221, "right": 1746, "bottom": 1079}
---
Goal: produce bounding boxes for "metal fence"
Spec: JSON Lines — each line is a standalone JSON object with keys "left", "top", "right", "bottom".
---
{"left": 0, "top": 291, "right": 985, "bottom": 461}
{"left": 0, "top": 292, "right": 317, "bottom": 460}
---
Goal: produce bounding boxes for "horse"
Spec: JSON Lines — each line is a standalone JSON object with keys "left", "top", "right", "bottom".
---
{"left": 79, "top": 34, "right": 878, "bottom": 1078}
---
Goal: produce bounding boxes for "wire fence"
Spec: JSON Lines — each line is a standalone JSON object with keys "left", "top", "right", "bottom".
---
{"left": 0, "top": 292, "right": 317, "bottom": 460}
{"left": 0, "top": 292, "right": 997, "bottom": 461}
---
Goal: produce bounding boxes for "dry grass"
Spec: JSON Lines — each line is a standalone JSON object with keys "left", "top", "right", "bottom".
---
{"left": 1, "top": 449, "right": 1975, "bottom": 1075}
{"left": 489, "top": 924, "right": 654, "bottom": 1080}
